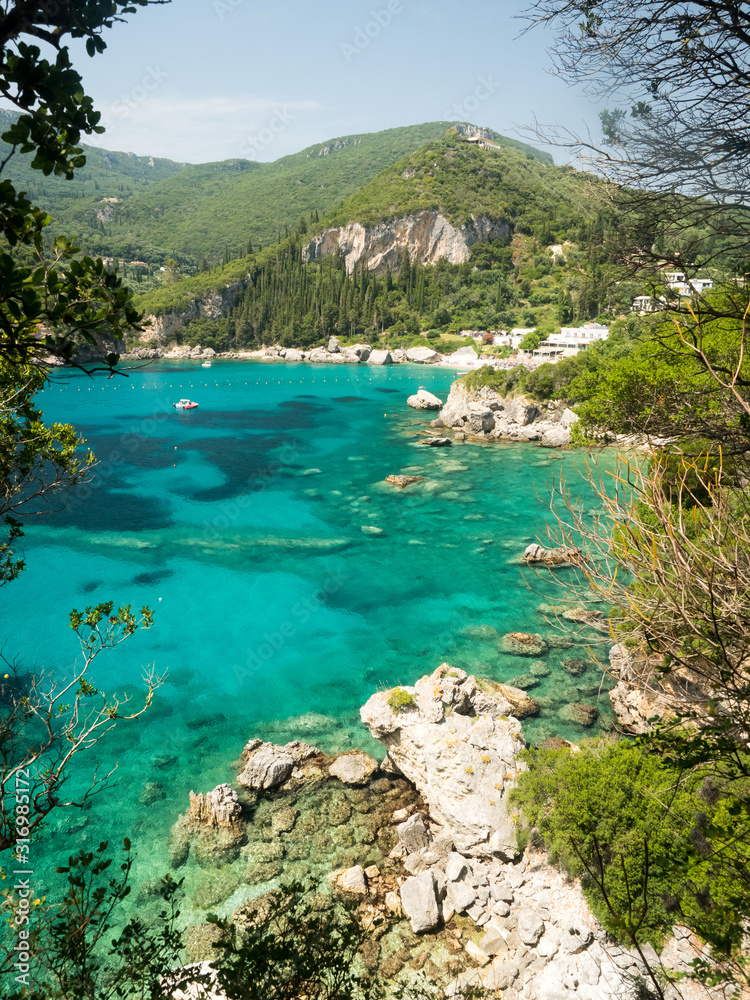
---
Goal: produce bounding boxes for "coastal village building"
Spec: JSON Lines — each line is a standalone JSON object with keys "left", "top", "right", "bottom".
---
{"left": 633, "top": 272, "right": 714, "bottom": 313}
{"left": 533, "top": 323, "right": 609, "bottom": 359}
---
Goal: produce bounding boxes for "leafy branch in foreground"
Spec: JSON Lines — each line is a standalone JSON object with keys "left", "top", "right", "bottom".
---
{"left": 0, "top": 603, "right": 159, "bottom": 852}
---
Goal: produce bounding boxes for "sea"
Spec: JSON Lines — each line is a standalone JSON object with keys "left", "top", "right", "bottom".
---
{"left": 0, "top": 359, "right": 614, "bottom": 921}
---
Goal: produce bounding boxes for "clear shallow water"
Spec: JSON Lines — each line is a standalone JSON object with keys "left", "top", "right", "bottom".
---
{"left": 0, "top": 360, "right": 613, "bottom": 903}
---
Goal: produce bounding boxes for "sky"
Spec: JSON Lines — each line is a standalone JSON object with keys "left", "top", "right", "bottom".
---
{"left": 61, "top": 0, "right": 598, "bottom": 165}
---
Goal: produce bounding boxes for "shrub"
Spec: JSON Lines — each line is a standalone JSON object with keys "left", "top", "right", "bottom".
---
{"left": 386, "top": 688, "right": 416, "bottom": 713}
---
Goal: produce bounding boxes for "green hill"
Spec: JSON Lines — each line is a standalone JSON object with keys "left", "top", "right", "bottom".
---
{"left": 135, "top": 134, "right": 637, "bottom": 349}
{"left": 318, "top": 131, "right": 591, "bottom": 242}
{"left": 1, "top": 118, "right": 549, "bottom": 267}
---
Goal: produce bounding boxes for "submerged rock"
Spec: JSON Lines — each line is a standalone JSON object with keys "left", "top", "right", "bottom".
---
{"left": 418, "top": 436, "right": 453, "bottom": 447}
{"left": 498, "top": 632, "right": 549, "bottom": 657}
{"left": 329, "top": 751, "right": 378, "bottom": 786}
{"left": 558, "top": 702, "right": 598, "bottom": 727}
{"left": 385, "top": 474, "right": 424, "bottom": 489}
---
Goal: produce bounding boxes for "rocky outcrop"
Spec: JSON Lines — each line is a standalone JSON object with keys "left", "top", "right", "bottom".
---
{"left": 418, "top": 436, "right": 452, "bottom": 447}
{"left": 524, "top": 543, "right": 582, "bottom": 566}
{"left": 406, "top": 346, "right": 443, "bottom": 365}
{"left": 385, "top": 474, "right": 424, "bottom": 489}
{"left": 360, "top": 664, "right": 527, "bottom": 859}
{"left": 436, "top": 380, "right": 579, "bottom": 448}
{"left": 144, "top": 282, "right": 246, "bottom": 343}
{"left": 328, "top": 750, "right": 378, "bottom": 786}
{"left": 168, "top": 783, "right": 246, "bottom": 870}
{"left": 237, "top": 739, "right": 328, "bottom": 790}
{"left": 407, "top": 389, "right": 443, "bottom": 410}
{"left": 303, "top": 212, "right": 510, "bottom": 275}
{"left": 608, "top": 643, "right": 680, "bottom": 734}
{"left": 368, "top": 349, "right": 392, "bottom": 365}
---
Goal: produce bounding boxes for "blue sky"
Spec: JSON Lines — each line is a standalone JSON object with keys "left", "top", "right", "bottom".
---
{"left": 67, "top": 0, "right": 598, "bottom": 164}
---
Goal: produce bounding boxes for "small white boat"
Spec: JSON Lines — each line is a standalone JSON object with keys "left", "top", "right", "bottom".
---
{"left": 202, "top": 361, "right": 212, "bottom": 368}
{"left": 173, "top": 399, "right": 199, "bottom": 410}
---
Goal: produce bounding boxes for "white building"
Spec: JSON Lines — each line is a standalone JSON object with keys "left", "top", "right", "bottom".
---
{"left": 533, "top": 323, "right": 609, "bottom": 359}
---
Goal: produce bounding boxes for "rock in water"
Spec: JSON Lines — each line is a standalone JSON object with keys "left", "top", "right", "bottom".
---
{"left": 187, "top": 783, "right": 243, "bottom": 832}
{"left": 169, "top": 783, "right": 245, "bottom": 870}
{"left": 360, "top": 664, "right": 526, "bottom": 859}
{"left": 400, "top": 870, "right": 441, "bottom": 932}
{"left": 524, "top": 543, "right": 582, "bottom": 566}
{"left": 237, "top": 741, "right": 295, "bottom": 789}
{"left": 328, "top": 865, "right": 367, "bottom": 897}
{"left": 237, "top": 739, "right": 322, "bottom": 790}
{"left": 328, "top": 750, "right": 378, "bottom": 786}
{"left": 418, "top": 436, "right": 453, "bottom": 447}
{"left": 498, "top": 632, "right": 549, "bottom": 657}
{"left": 385, "top": 474, "right": 424, "bottom": 489}
{"left": 558, "top": 702, "right": 598, "bottom": 727}
{"left": 407, "top": 389, "right": 443, "bottom": 410}
{"left": 327, "top": 336, "right": 340, "bottom": 353}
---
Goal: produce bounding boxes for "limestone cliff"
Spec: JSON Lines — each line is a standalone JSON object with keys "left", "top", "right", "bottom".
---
{"left": 142, "top": 281, "right": 247, "bottom": 344}
{"left": 303, "top": 211, "right": 509, "bottom": 274}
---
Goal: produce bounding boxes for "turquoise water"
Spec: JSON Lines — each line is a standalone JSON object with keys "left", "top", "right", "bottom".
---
{"left": 0, "top": 360, "right": 613, "bottom": 902}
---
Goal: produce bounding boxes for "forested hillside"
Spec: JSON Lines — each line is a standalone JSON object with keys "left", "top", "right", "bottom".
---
{"left": 2, "top": 118, "right": 546, "bottom": 267}
{"left": 135, "top": 137, "right": 639, "bottom": 350}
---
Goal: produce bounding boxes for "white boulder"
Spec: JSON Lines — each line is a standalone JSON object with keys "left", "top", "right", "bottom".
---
{"left": 407, "top": 389, "right": 443, "bottom": 410}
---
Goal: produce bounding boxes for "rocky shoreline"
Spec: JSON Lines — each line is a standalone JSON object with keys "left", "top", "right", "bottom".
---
{"left": 170, "top": 663, "right": 710, "bottom": 1000}
{"left": 122, "top": 337, "right": 479, "bottom": 369}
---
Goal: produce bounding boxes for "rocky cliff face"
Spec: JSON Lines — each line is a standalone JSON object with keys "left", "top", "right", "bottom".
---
{"left": 303, "top": 211, "right": 509, "bottom": 274}
{"left": 142, "top": 281, "right": 247, "bottom": 344}
{"left": 436, "top": 380, "right": 579, "bottom": 448}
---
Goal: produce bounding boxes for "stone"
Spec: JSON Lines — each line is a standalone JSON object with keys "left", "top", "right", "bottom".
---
{"left": 398, "top": 813, "right": 430, "bottom": 853}
{"left": 186, "top": 784, "right": 243, "bottom": 832}
{"left": 558, "top": 921, "right": 594, "bottom": 954}
{"left": 328, "top": 865, "right": 367, "bottom": 896}
{"left": 445, "top": 851, "right": 468, "bottom": 882}
{"left": 407, "top": 389, "right": 444, "bottom": 410}
{"left": 328, "top": 751, "right": 378, "bottom": 786}
{"left": 465, "top": 940, "right": 491, "bottom": 966}
{"left": 391, "top": 804, "right": 417, "bottom": 824}
{"left": 524, "top": 543, "right": 582, "bottom": 566}
{"left": 540, "top": 424, "right": 572, "bottom": 448}
{"left": 479, "top": 678, "right": 540, "bottom": 718}
{"left": 400, "top": 870, "right": 441, "bottom": 933}
{"left": 368, "top": 349, "right": 392, "bottom": 365}
{"left": 385, "top": 890, "right": 402, "bottom": 915}
{"left": 406, "top": 346, "right": 442, "bottom": 364}
{"left": 558, "top": 702, "right": 598, "bottom": 727}
{"left": 562, "top": 658, "right": 589, "bottom": 677}
{"left": 417, "top": 436, "right": 453, "bottom": 447}
{"left": 480, "top": 929, "right": 509, "bottom": 957}
{"left": 507, "top": 674, "right": 540, "bottom": 691}
{"left": 490, "top": 882, "right": 514, "bottom": 903}
{"left": 271, "top": 807, "right": 297, "bottom": 834}
{"left": 237, "top": 742, "right": 295, "bottom": 790}
{"left": 361, "top": 525, "right": 384, "bottom": 536}
{"left": 446, "top": 880, "right": 477, "bottom": 914}
{"left": 517, "top": 909, "right": 545, "bottom": 946}
{"left": 284, "top": 348, "right": 302, "bottom": 361}
{"left": 384, "top": 474, "right": 424, "bottom": 489}
{"left": 327, "top": 336, "right": 340, "bottom": 353}
{"left": 361, "top": 665, "right": 526, "bottom": 859}
{"left": 498, "top": 632, "right": 550, "bottom": 657}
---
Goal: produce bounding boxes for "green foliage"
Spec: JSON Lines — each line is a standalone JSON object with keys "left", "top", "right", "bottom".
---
{"left": 0, "top": 1, "right": 164, "bottom": 370}
{"left": 511, "top": 738, "right": 750, "bottom": 953}
{"left": 461, "top": 365, "right": 525, "bottom": 395}
{"left": 387, "top": 688, "right": 415, "bottom": 712}
{"left": 5, "top": 122, "right": 492, "bottom": 268}
{"left": 0, "top": 360, "right": 94, "bottom": 582}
